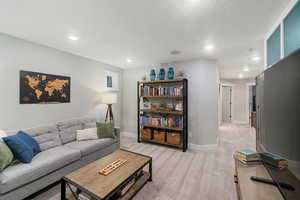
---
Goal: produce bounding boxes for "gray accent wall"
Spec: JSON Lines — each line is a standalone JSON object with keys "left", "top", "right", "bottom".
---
{"left": 0, "top": 33, "right": 122, "bottom": 130}
{"left": 122, "top": 59, "right": 219, "bottom": 145}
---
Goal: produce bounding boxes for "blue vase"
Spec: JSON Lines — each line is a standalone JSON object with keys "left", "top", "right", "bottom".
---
{"left": 167, "top": 67, "right": 174, "bottom": 80}
{"left": 150, "top": 69, "right": 156, "bottom": 81}
{"left": 159, "top": 68, "right": 165, "bottom": 80}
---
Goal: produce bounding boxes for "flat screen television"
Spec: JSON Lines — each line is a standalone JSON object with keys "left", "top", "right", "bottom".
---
{"left": 256, "top": 49, "right": 300, "bottom": 198}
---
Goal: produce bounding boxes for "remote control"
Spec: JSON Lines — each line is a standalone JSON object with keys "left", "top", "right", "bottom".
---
{"left": 250, "top": 176, "right": 295, "bottom": 191}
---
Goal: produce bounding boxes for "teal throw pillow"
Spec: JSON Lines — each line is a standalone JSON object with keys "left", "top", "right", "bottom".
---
{"left": 0, "top": 141, "right": 14, "bottom": 171}
{"left": 96, "top": 122, "right": 114, "bottom": 139}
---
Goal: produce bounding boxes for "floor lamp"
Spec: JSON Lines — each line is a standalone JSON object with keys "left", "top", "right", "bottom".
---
{"left": 101, "top": 93, "right": 117, "bottom": 123}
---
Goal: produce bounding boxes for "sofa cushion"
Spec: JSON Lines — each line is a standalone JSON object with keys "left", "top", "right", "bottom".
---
{"left": 16, "top": 131, "right": 41, "bottom": 156}
{"left": 76, "top": 128, "right": 98, "bottom": 141}
{"left": 0, "top": 145, "right": 81, "bottom": 194}
{"left": 81, "top": 118, "right": 97, "bottom": 129}
{"left": 57, "top": 118, "right": 97, "bottom": 144}
{"left": 57, "top": 119, "right": 83, "bottom": 144}
{"left": 0, "top": 141, "right": 13, "bottom": 171}
{"left": 96, "top": 122, "right": 115, "bottom": 139}
{"left": 65, "top": 138, "right": 116, "bottom": 156}
{"left": 8, "top": 125, "right": 62, "bottom": 151}
{"left": 3, "top": 134, "right": 34, "bottom": 163}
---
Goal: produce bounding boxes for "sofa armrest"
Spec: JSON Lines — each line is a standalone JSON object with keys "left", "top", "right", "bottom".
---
{"left": 114, "top": 127, "right": 120, "bottom": 143}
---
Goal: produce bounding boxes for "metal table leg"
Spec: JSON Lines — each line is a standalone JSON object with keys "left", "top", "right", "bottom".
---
{"left": 61, "top": 179, "right": 66, "bottom": 200}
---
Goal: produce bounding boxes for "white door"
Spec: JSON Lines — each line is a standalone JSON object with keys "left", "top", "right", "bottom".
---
{"left": 222, "top": 86, "right": 232, "bottom": 123}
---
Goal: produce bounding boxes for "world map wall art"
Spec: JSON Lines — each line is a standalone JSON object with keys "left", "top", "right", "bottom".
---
{"left": 20, "top": 71, "right": 71, "bottom": 104}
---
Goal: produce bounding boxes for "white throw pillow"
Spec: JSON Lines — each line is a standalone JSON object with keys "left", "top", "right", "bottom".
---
{"left": 0, "top": 130, "right": 7, "bottom": 141}
{"left": 76, "top": 128, "right": 98, "bottom": 141}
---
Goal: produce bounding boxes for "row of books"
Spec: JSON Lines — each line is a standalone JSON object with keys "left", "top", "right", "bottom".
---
{"left": 141, "top": 86, "right": 183, "bottom": 97}
{"left": 140, "top": 116, "right": 183, "bottom": 129}
{"left": 234, "top": 149, "right": 288, "bottom": 169}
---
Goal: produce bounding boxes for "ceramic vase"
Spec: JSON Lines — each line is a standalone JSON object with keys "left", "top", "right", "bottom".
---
{"left": 150, "top": 69, "right": 156, "bottom": 81}
{"left": 167, "top": 67, "right": 175, "bottom": 80}
{"left": 159, "top": 68, "right": 165, "bottom": 80}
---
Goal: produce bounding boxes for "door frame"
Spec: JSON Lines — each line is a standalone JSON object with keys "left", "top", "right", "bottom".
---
{"left": 246, "top": 83, "right": 256, "bottom": 126}
{"left": 221, "top": 83, "right": 234, "bottom": 123}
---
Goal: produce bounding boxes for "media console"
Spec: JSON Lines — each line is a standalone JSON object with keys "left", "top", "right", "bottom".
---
{"left": 234, "top": 160, "right": 300, "bottom": 200}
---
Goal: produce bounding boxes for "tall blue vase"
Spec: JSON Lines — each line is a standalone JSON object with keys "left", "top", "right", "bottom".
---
{"left": 159, "top": 68, "right": 165, "bottom": 80}
{"left": 150, "top": 69, "right": 156, "bottom": 81}
{"left": 167, "top": 67, "right": 175, "bottom": 80}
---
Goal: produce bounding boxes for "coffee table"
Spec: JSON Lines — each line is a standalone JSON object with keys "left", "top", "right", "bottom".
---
{"left": 61, "top": 149, "right": 152, "bottom": 200}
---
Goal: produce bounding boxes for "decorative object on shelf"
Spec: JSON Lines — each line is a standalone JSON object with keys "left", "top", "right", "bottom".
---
{"left": 159, "top": 68, "right": 165, "bottom": 80}
{"left": 175, "top": 102, "right": 183, "bottom": 111}
{"left": 142, "top": 75, "right": 147, "bottom": 81}
{"left": 150, "top": 69, "right": 156, "bottom": 81}
{"left": 167, "top": 67, "right": 175, "bottom": 80}
{"left": 100, "top": 92, "right": 118, "bottom": 122}
{"left": 20, "top": 70, "right": 71, "bottom": 104}
{"left": 175, "top": 70, "right": 185, "bottom": 80}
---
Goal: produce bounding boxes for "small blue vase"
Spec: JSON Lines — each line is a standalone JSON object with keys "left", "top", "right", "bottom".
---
{"left": 159, "top": 68, "right": 165, "bottom": 80}
{"left": 167, "top": 67, "right": 174, "bottom": 80}
{"left": 150, "top": 69, "right": 156, "bottom": 81}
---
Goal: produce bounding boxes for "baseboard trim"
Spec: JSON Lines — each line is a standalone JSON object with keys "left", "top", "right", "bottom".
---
{"left": 121, "top": 131, "right": 137, "bottom": 138}
{"left": 189, "top": 143, "right": 218, "bottom": 150}
{"left": 121, "top": 131, "right": 218, "bottom": 150}
{"left": 232, "top": 120, "right": 249, "bottom": 124}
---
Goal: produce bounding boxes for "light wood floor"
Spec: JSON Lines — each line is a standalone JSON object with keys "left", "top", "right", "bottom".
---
{"left": 36, "top": 123, "right": 256, "bottom": 200}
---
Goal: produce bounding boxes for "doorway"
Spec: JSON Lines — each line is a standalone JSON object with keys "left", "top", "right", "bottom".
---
{"left": 248, "top": 85, "right": 256, "bottom": 127}
{"left": 222, "top": 86, "right": 232, "bottom": 123}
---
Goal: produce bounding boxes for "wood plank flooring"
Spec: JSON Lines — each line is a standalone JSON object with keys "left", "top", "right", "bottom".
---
{"left": 35, "top": 123, "right": 255, "bottom": 200}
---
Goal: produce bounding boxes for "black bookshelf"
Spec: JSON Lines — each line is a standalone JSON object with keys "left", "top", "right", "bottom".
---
{"left": 137, "top": 79, "right": 188, "bottom": 152}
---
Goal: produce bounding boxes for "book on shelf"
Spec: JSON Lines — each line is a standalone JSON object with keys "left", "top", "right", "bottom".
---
{"left": 140, "top": 116, "right": 183, "bottom": 129}
{"left": 260, "top": 152, "right": 288, "bottom": 169}
{"left": 141, "top": 85, "right": 183, "bottom": 97}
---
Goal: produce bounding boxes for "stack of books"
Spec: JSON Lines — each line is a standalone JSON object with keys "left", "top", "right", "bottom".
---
{"left": 233, "top": 149, "right": 261, "bottom": 165}
{"left": 260, "top": 153, "right": 288, "bottom": 169}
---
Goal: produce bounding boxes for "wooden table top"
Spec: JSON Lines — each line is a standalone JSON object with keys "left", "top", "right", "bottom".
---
{"left": 64, "top": 149, "right": 151, "bottom": 199}
{"left": 236, "top": 161, "right": 283, "bottom": 200}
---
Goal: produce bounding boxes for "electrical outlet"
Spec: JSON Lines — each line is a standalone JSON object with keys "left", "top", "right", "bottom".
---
{"left": 189, "top": 132, "right": 192, "bottom": 137}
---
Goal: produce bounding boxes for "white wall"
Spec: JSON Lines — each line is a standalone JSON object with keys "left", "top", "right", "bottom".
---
{"left": 221, "top": 79, "right": 255, "bottom": 124}
{"left": 0, "top": 33, "right": 123, "bottom": 130}
{"left": 122, "top": 59, "right": 219, "bottom": 146}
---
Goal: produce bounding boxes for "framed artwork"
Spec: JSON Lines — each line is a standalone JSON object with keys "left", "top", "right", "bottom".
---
{"left": 20, "top": 70, "right": 71, "bottom": 104}
{"left": 105, "top": 71, "right": 119, "bottom": 90}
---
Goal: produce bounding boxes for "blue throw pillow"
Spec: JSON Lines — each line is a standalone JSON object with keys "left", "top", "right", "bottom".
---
{"left": 17, "top": 131, "right": 41, "bottom": 156}
{"left": 3, "top": 135, "right": 34, "bottom": 163}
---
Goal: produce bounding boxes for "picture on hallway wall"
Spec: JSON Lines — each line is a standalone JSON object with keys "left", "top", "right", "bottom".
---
{"left": 20, "top": 70, "right": 71, "bottom": 104}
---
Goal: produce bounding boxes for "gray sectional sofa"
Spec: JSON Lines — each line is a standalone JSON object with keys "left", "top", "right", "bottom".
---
{"left": 0, "top": 117, "right": 120, "bottom": 200}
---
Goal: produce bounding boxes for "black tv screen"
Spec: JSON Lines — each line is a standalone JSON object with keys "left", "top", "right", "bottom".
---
{"left": 256, "top": 49, "right": 300, "bottom": 198}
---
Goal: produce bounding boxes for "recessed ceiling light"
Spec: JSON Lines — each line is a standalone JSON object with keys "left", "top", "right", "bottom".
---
{"left": 239, "top": 74, "right": 244, "bottom": 79}
{"left": 127, "top": 58, "right": 132, "bottom": 63}
{"left": 252, "top": 56, "right": 260, "bottom": 61}
{"left": 243, "top": 67, "right": 249, "bottom": 72}
{"left": 68, "top": 35, "right": 79, "bottom": 41}
{"left": 204, "top": 44, "right": 214, "bottom": 51}
{"left": 170, "top": 50, "right": 181, "bottom": 55}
